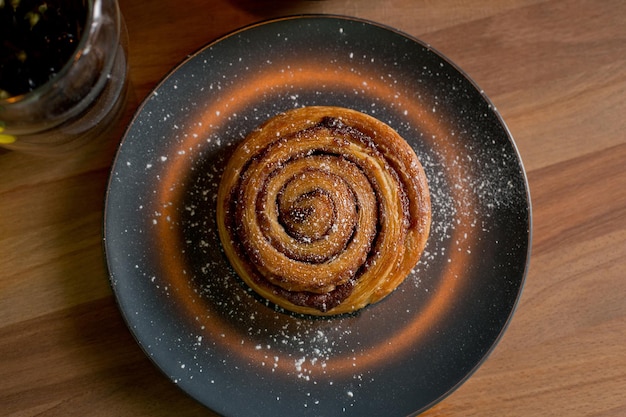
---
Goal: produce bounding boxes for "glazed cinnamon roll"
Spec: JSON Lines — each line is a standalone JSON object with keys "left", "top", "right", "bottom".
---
{"left": 216, "top": 106, "right": 431, "bottom": 316}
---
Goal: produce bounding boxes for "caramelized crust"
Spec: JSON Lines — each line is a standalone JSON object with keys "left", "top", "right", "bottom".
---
{"left": 216, "top": 106, "right": 431, "bottom": 316}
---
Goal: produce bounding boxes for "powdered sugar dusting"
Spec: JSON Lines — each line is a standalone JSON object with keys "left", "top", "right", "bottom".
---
{"left": 107, "top": 16, "right": 528, "bottom": 416}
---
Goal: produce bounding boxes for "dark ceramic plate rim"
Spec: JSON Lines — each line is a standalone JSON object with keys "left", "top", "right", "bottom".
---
{"left": 104, "top": 14, "right": 532, "bottom": 417}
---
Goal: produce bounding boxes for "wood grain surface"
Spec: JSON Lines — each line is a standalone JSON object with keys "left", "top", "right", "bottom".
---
{"left": 1, "top": 0, "right": 625, "bottom": 416}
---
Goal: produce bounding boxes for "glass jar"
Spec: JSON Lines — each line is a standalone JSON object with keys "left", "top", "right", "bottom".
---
{"left": 0, "top": 0, "right": 129, "bottom": 155}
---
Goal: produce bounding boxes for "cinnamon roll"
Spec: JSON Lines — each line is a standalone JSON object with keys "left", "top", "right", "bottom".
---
{"left": 216, "top": 106, "right": 431, "bottom": 316}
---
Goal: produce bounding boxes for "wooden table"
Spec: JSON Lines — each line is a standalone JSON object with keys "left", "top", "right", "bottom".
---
{"left": 1, "top": 0, "right": 625, "bottom": 415}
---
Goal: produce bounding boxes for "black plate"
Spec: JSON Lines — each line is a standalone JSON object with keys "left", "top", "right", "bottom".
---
{"left": 104, "top": 15, "right": 531, "bottom": 417}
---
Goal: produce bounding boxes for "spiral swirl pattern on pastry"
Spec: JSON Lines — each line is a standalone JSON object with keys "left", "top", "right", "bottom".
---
{"left": 217, "top": 106, "right": 431, "bottom": 315}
